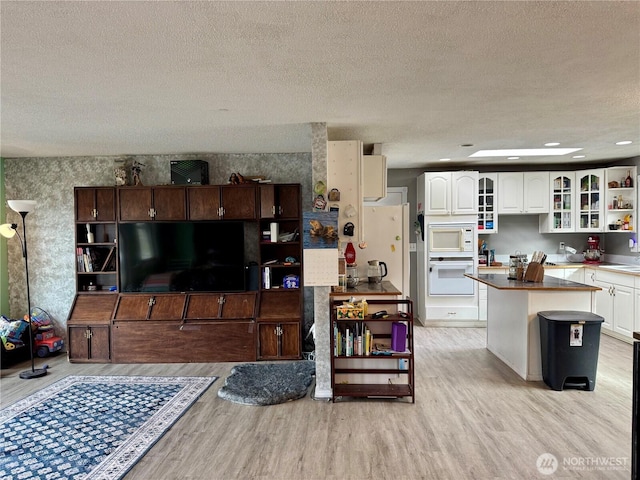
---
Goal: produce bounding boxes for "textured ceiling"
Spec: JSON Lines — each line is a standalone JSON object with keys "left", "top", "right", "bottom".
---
{"left": 1, "top": 1, "right": 639, "bottom": 168}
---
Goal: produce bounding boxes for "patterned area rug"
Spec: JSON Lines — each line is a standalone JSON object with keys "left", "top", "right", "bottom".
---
{"left": 217, "top": 361, "right": 315, "bottom": 405}
{"left": 0, "top": 375, "right": 217, "bottom": 480}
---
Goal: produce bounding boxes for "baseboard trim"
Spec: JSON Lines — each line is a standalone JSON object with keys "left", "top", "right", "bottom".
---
{"left": 314, "top": 387, "right": 332, "bottom": 399}
{"left": 601, "top": 329, "right": 633, "bottom": 345}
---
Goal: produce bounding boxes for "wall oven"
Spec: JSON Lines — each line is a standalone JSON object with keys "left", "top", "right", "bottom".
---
{"left": 428, "top": 258, "right": 475, "bottom": 295}
{"left": 427, "top": 222, "right": 476, "bottom": 296}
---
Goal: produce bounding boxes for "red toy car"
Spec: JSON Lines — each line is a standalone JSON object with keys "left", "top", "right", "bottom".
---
{"left": 34, "top": 327, "right": 64, "bottom": 358}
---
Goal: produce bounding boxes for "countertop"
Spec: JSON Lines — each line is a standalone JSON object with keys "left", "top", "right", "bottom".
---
{"left": 480, "top": 262, "right": 640, "bottom": 276}
{"left": 466, "top": 273, "right": 601, "bottom": 291}
{"left": 329, "top": 280, "right": 401, "bottom": 297}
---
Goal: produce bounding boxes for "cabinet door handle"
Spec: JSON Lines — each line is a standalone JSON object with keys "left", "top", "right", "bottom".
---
{"left": 148, "top": 297, "right": 156, "bottom": 306}
{"left": 278, "top": 206, "right": 283, "bottom": 215}
{"left": 84, "top": 329, "right": 92, "bottom": 339}
{"left": 271, "top": 205, "right": 276, "bottom": 215}
{"left": 148, "top": 208, "right": 156, "bottom": 218}
{"left": 92, "top": 208, "right": 98, "bottom": 219}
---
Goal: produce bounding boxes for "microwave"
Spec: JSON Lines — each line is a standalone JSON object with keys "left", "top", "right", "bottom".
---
{"left": 428, "top": 223, "right": 475, "bottom": 253}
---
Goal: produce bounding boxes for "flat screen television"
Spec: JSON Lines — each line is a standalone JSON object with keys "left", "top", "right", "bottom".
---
{"left": 118, "top": 222, "right": 245, "bottom": 293}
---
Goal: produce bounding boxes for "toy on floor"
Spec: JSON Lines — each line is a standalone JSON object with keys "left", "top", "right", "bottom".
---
{"left": 30, "top": 308, "right": 64, "bottom": 358}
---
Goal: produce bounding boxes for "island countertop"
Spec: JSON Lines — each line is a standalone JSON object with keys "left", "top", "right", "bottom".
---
{"left": 466, "top": 273, "right": 601, "bottom": 292}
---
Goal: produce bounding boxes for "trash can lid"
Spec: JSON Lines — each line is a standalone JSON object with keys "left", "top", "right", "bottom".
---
{"left": 537, "top": 310, "right": 604, "bottom": 323}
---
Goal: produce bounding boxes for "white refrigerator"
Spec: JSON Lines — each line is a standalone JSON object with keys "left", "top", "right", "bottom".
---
{"left": 358, "top": 204, "right": 410, "bottom": 297}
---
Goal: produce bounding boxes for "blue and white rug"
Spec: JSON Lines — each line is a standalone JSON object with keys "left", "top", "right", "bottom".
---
{"left": 0, "top": 375, "right": 217, "bottom": 480}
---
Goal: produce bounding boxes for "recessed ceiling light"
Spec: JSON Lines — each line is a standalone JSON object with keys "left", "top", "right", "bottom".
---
{"left": 545, "top": 142, "right": 560, "bottom": 147}
{"left": 573, "top": 155, "right": 586, "bottom": 159}
{"left": 507, "top": 157, "right": 520, "bottom": 160}
{"left": 439, "top": 158, "right": 451, "bottom": 162}
{"left": 616, "top": 140, "right": 632, "bottom": 145}
{"left": 460, "top": 143, "right": 474, "bottom": 147}
{"left": 469, "top": 148, "right": 582, "bottom": 157}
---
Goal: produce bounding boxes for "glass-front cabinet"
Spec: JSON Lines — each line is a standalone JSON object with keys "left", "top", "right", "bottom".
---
{"left": 549, "top": 172, "right": 576, "bottom": 232}
{"left": 478, "top": 173, "right": 497, "bottom": 233}
{"left": 577, "top": 169, "right": 604, "bottom": 233}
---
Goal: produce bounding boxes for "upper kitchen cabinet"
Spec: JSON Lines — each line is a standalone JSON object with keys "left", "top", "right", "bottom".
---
{"left": 188, "top": 184, "right": 257, "bottom": 220}
{"left": 478, "top": 173, "right": 498, "bottom": 233}
{"left": 605, "top": 166, "right": 636, "bottom": 232}
{"left": 540, "top": 172, "right": 575, "bottom": 233}
{"left": 75, "top": 187, "right": 116, "bottom": 223}
{"left": 421, "top": 171, "right": 478, "bottom": 216}
{"left": 328, "top": 140, "right": 364, "bottom": 243}
{"left": 362, "top": 155, "right": 387, "bottom": 201}
{"left": 498, "top": 171, "right": 549, "bottom": 214}
{"left": 576, "top": 169, "right": 604, "bottom": 232}
{"left": 118, "top": 186, "right": 186, "bottom": 221}
{"left": 259, "top": 184, "right": 300, "bottom": 219}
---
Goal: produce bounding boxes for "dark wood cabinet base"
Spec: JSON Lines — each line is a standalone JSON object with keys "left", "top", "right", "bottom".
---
{"left": 111, "top": 320, "right": 256, "bottom": 363}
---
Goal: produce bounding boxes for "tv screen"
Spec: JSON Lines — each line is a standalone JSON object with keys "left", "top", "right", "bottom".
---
{"left": 118, "top": 222, "right": 245, "bottom": 293}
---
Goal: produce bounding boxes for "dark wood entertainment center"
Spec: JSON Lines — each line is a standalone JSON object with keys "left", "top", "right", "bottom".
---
{"left": 67, "top": 183, "right": 303, "bottom": 363}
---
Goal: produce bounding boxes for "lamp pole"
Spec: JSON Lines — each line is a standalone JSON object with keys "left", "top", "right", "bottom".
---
{"left": 18, "top": 210, "right": 45, "bottom": 379}
{"left": 5, "top": 200, "right": 47, "bottom": 380}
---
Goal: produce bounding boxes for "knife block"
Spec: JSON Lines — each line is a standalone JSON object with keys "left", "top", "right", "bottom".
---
{"left": 524, "top": 262, "right": 545, "bottom": 282}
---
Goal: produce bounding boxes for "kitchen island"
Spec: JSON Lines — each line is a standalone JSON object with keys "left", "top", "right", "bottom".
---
{"left": 466, "top": 273, "right": 601, "bottom": 381}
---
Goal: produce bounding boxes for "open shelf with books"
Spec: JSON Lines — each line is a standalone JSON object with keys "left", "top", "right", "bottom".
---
{"left": 330, "top": 298, "right": 414, "bottom": 403}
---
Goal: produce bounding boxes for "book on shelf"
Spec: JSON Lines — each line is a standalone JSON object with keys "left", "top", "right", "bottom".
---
{"left": 333, "top": 321, "right": 373, "bottom": 357}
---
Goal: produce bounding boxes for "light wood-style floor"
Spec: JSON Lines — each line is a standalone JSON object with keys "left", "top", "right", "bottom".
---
{"left": 1, "top": 327, "right": 633, "bottom": 479}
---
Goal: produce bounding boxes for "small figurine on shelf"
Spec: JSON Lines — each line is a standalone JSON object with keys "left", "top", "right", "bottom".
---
{"left": 131, "top": 161, "right": 145, "bottom": 186}
{"left": 114, "top": 159, "right": 127, "bottom": 186}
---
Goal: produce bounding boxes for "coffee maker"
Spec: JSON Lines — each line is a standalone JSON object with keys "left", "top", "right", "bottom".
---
{"left": 584, "top": 235, "right": 603, "bottom": 264}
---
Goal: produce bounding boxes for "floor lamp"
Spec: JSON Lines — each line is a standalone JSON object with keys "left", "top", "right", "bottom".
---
{"left": 1, "top": 200, "right": 47, "bottom": 379}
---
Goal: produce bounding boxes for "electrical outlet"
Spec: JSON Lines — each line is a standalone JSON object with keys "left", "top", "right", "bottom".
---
{"left": 559, "top": 242, "right": 565, "bottom": 253}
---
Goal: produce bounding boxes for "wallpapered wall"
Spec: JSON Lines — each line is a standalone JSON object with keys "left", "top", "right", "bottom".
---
{"left": 4, "top": 153, "right": 313, "bottom": 341}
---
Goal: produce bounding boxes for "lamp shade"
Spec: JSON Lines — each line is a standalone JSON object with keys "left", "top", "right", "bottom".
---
{"left": 0, "top": 223, "right": 17, "bottom": 239}
{"left": 7, "top": 200, "right": 36, "bottom": 213}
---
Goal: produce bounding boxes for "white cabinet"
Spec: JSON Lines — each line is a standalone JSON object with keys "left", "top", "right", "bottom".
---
{"left": 328, "top": 140, "right": 364, "bottom": 243}
{"left": 604, "top": 166, "right": 636, "bottom": 232}
{"left": 362, "top": 155, "right": 387, "bottom": 201}
{"left": 540, "top": 172, "right": 576, "bottom": 233}
{"left": 478, "top": 173, "right": 498, "bottom": 233}
{"left": 498, "top": 171, "right": 549, "bottom": 214}
{"left": 478, "top": 266, "right": 507, "bottom": 320}
{"left": 421, "top": 171, "right": 478, "bottom": 215}
{"left": 586, "top": 268, "right": 635, "bottom": 339}
{"left": 577, "top": 169, "right": 604, "bottom": 232}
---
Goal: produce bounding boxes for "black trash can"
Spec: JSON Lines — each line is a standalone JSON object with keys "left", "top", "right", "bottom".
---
{"left": 538, "top": 310, "right": 604, "bottom": 391}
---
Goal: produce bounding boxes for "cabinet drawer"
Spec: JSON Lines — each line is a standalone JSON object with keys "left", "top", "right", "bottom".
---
{"left": 185, "top": 292, "right": 257, "bottom": 319}
{"left": 67, "top": 294, "right": 117, "bottom": 324}
{"left": 111, "top": 320, "right": 256, "bottom": 363}
{"left": 596, "top": 270, "right": 635, "bottom": 287}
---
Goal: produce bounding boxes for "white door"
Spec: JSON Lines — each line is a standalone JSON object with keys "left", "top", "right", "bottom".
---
{"left": 452, "top": 171, "right": 478, "bottom": 214}
{"left": 612, "top": 284, "right": 634, "bottom": 337}
{"left": 362, "top": 205, "right": 409, "bottom": 297}
{"left": 425, "top": 172, "right": 450, "bottom": 215}
{"left": 523, "top": 171, "right": 549, "bottom": 213}
{"left": 498, "top": 172, "right": 523, "bottom": 214}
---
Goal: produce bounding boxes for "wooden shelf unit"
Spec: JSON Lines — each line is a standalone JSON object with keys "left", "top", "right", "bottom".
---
{"left": 330, "top": 298, "right": 415, "bottom": 403}
{"left": 256, "top": 184, "right": 303, "bottom": 360}
{"left": 67, "top": 183, "right": 303, "bottom": 363}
